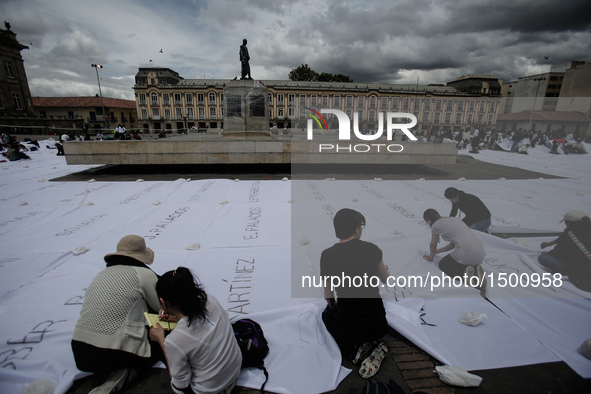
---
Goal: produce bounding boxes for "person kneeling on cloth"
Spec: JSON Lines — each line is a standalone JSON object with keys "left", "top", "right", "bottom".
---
{"left": 423, "top": 209, "right": 486, "bottom": 291}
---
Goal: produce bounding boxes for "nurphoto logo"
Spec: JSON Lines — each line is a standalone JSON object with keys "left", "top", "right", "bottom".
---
{"left": 305, "top": 108, "right": 418, "bottom": 153}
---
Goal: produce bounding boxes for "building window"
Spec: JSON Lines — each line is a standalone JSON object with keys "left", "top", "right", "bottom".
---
{"left": 333, "top": 95, "right": 341, "bottom": 107}
{"left": 187, "top": 107, "right": 194, "bottom": 119}
{"left": 278, "top": 107, "right": 284, "bottom": 119}
{"left": 299, "top": 94, "right": 306, "bottom": 106}
{"left": 289, "top": 108, "right": 295, "bottom": 119}
{"left": 435, "top": 99, "right": 442, "bottom": 111}
{"left": 467, "top": 114, "right": 473, "bottom": 124}
{"left": 186, "top": 94, "right": 193, "bottom": 105}
{"left": 12, "top": 93, "right": 22, "bottom": 110}
{"left": 140, "top": 109, "right": 147, "bottom": 120}
{"left": 152, "top": 108, "right": 160, "bottom": 119}
{"left": 477, "top": 114, "right": 484, "bottom": 123}
{"left": 469, "top": 100, "right": 475, "bottom": 111}
{"left": 392, "top": 97, "right": 399, "bottom": 110}
{"left": 423, "top": 112, "right": 430, "bottom": 123}
{"left": 150, "top": 78, "right": 155, "bottom": 85}
{"left": 311, "top": 95, "right": 317, "bottom": 106}
{"left": 402, "top": 97, "right": 409, "bottom": 111}
{"left": 175, "top": 107, "right": 182, "bottom": 119}
{"left": 346, "top": 95, "right": 353, "bottom": 107}
{"left": 381, "top": 97, "right": 388, "bottom": 109}
{"left": 197, "top": 94, "right": 204, "bottom": 104}
{"left": 321, "top": 95, "right": 328, "bottom": 107}
{"left": 299, "top": 108, "right": 306, "bottom": 119}
{"left": 151, "top": 93, "right": 158, "bottom": 105}
{"left": 198, "top": 108, "right": 205, "bottom": 119}
{"left": 268, "top": 93, "right": 273, "bottom": 104}
{"left": 446, "top": 100, "right": 454, "bottom": 111}
{"left": 209, "top": 107, "right": 216, "bottom": 118}
{"left": 488, "top": 114, "right": 494, "bottom": 125}
{"left": 489, "top": 101, "right": 496, "bottom": 112}
{"left": 358, "top": 96, "right": 365, "bottom": 108}
{"left": 479, "top": 100, "right": 486, "bottom": 112}
{"left": 288, "top": 94, "right": 295, "bottom": 105}
{"left": 346, "top": 109, "right": 353, "bottom": 119}
{"left": 174, "top": 93, "right": 181, "bottom": 105}
{"left": 4, "top": 60, "right": 15, "bottom": 78}
{"left": 68, "top": 111, "right": 74, "bottom": 119}
{"left": 445, "top": 113, "right": 452, "bottom": 124}
{"left": 434, "top": 112, "right": 440, "bottom": 123}
{"left": 414, "top": 98, "right": 421, "bottom": 111}
{"left": 164, "top": 109, "right": 171, "bottom": 119}
{"left": 277, "top": 94, "right": 284, "bottom": 105}
{"left": 369, "top": 96, "right": 377, "bottom": 108}
{"left": 455, "top": 113, "right": 463, "bottom": 124}
{"left": 424, "top": 98, "right": 431, "bottom": 111}
{"left": 368, "top": 110, "right": 376, "bottom": 122}
{"left": 163, "top": 94, "right": 170, "bottom": 105}
{"left": 139, "top": 94, "right": 146, "bottom": 105}
{"left": 457, "top": 100, "right": 464, "bottom": 111}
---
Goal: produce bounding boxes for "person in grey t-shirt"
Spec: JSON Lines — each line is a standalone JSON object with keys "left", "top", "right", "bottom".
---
{"left": 422, "top": 209, "right": 485, "bottom": 284}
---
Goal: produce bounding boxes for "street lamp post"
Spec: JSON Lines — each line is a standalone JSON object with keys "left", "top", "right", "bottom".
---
{"left": 91, "top": 64, "right": 108, "bottom": 131}
{"left": 528, "top": 77, "right": 546, "bottom": 131}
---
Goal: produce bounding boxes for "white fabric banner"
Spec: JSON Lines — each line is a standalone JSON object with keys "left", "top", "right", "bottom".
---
{"left": 0, "top": 142, "right": 590, "bottom": 394}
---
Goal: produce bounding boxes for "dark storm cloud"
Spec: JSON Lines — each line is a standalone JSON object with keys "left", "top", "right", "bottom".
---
{"left": 439, "top": 0, "right": 591, "bottom": 34}
{"left": 268, "top": 0, "right": 590, "bottom": 84}
{"left": 1, "top": 0, "right": 589, "bottom": 97}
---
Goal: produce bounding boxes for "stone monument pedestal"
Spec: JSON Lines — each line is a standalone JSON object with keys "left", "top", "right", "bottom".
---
{"left": 223, "top": 80, "right": 270, "bottom": 138}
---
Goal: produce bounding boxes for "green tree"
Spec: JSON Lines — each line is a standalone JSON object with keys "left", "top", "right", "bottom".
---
{"left": 289, "top": 64, "right": 318, "bottom": 81}
{"left": 288, "top": 64, "right": 353, "bottom": 82}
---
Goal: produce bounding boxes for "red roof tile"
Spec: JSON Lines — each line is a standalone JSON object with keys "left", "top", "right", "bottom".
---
{"left": 497, "top": 110, "right": 590, "bottom": 122}
{"left": 32, "top": 96, "right": 136, "bottom": 109}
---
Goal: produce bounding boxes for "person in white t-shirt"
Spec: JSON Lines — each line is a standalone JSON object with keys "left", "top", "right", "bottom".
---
{"left": 149, "top": 267, "right": 242, "bottom": 394}
{"left": 422, "top": 209, "right": 485, "bottom": 285}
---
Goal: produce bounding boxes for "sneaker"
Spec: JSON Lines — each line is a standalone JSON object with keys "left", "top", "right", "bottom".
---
{"left": 352, "top": 342, "right": 373, "bottom": 365}
{"left": 359, "top": 341, "right": 388, "bottom": 379}
{"left": 89, "top": 368, "right": 129, "bottom": 394}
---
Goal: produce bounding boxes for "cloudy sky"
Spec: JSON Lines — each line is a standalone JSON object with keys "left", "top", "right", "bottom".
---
{"left": 2, "top": 0, "right": 590, "bottom": 101}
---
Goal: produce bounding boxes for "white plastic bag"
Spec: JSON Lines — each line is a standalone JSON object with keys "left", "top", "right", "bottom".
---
{"left": 459, "top": 311, "right": 487, "bottom": 327}
{"left": 435, "top": 365, "right": 482, "bottom": 387}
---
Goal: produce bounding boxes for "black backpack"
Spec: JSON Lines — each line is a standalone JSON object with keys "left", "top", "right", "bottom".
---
{"left": 232, "top": 318, "right": 269, "bottom": 391}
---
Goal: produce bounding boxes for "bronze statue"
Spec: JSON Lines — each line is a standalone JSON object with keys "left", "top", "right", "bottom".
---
{"left": 240, "top": 39, "right": 252, "bottom": 80}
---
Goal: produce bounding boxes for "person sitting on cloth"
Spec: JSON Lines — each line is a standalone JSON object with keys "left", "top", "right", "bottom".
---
{"left": 149, "top": 267, "right": 242, "bottom": 394}
{"left": 539, "top": 210, "right": 591, "bottom": 292}
{"left": 423, "top": 209, "right": 486, "bottom": 289}
{"left": 320, "top": 208, "right": 390, "bottom": 379}
{"left": 71, "top": 235, "right": 165, "bottom": 394}
{"left": 444, "top": 187, "right": 491, "bottom": 233}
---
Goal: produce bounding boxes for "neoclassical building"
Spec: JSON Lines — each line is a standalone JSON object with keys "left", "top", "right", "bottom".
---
{"left": 133, "top": 68, "right": 501, "bottom": 134}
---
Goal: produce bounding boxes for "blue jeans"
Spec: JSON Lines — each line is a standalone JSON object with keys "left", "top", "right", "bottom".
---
{"left": 469, "top": 218, "right": 491, "bottom": 233}
{"left": 538, "top": 253, "right": 564, "bottom": 274}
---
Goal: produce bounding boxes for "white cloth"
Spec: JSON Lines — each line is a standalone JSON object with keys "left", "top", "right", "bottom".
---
{"left": 431, "top": 217, "right": 485, "bottom": 265}
{"left": 165, "top": 295, "right": 242, "bottom": 394}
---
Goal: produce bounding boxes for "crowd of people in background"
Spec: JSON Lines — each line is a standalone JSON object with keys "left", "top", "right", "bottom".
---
{"left": 0, "top": 132, "right": 39, "bottom": 161}
{"left": 411, "top": 127, "right": 589, "bottom": 156}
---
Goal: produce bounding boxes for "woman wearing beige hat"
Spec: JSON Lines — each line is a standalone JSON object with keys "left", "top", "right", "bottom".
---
{"left": 539, "top": 210, "right": 591, "bottom": 291}
{"left": 71, "top": 235, "right": 164, "bottom": 394}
